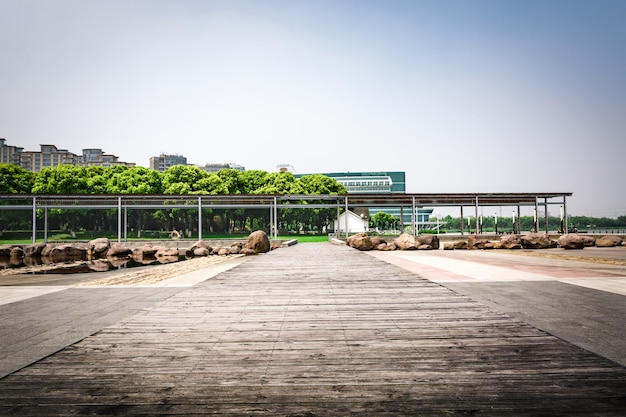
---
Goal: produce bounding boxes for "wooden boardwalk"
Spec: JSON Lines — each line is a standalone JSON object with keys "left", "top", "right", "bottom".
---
{"left": 1, "top": 243, "right": 625, "bottom": 416}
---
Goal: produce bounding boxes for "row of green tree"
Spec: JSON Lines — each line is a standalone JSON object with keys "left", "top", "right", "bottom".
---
{"left": 0, "top": 164, "right": 346, "bottom": 195}
{"left": 367, "top": 213, "right": 626, "bottom": 233}
{"left": 0, "top": 164, "right": 347, "bottom": 236}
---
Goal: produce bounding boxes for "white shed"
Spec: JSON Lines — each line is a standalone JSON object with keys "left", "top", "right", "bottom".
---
{"left": 334, "top": 210, "right": 369, "bottom": 234}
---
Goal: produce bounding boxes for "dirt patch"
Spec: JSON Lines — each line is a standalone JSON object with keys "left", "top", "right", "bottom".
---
{"left": 74, "top": 255, "right": 244, "bottom": 286}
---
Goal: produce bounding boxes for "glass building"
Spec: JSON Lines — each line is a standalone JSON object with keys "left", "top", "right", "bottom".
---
{"left": 295, "top": 171, "right": 436, "bottom": 231}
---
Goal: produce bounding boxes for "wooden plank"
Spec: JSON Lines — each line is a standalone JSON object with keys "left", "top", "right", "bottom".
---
{"left": 0, "top": 243, "right": 625, "bottom": 416}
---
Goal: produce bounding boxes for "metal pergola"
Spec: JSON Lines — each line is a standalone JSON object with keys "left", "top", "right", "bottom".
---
{"left": 0, "top": 192, "right": 572, "bottom": 243}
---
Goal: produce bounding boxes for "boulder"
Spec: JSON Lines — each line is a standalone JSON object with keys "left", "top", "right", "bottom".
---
{"left": 443, "top": 242, "right": 456, "bottom": 250}
{"left": 193, "top": 247, "right": 210, "bottom": 257}
{"left": 245, "top": 230, "right": 271, "bottom": 253}
{"left": 107, "top": 243, "right": 133, "bottom": 258}
{"left": 229, "top": 245, "right": 241, "bottom": 255}
{"left": 10, "top": 246, "right": 24, "bottom": 258}
{"left": 595, "top": 235, "right": 623, "bottom": 248}
{"left": 154, "top": 247, "right": 180, "bottom": 264}
{"left": 376, "top": 242, "right": 393, "bottom": 251}
{"left": 558, "top": 234, "right": 585, "bottom": 249}
{"left": 41, "top": 244, "right": 53, "bottom": 258}
{"left": 491, "top": 240, "right": 505, "bottom": 249}
{"left": 87, "top": 238, "right": 111, "bottom": 259}
{"left": 581, "top": 235, "right": 597, "bottom": 247}
{"left": 88, "top": 259, "right": 112, "bottom": 272}
{"left": 394, "top": 233, "right": 417, "bottom": 250}
{"left": 23, "top": 242, "right": 46, "bottom": 257}
{"left": 520, "top": 233, "right": 557, "bottom": 249}
{"left": 370, "top": 237, "right": 387, "bottom": 247}
{"left": 417, "top": 234, "right": 440, "bottom": 250}
{"left": 346, "top": 232, "right": 374, "bottom": 251}
{"left": 0, "top": 245, "right": 16, "bottom": 257}
{"left": 500, "top": 234, "right": 522, "bottom": 249}
{"left": 156, "top": 247, "right": 179, "bottom": 258}
{"left": 453, "top": 240, "right": 469, "bottom": 250}
{"left": 240, "top": 248, "right": 257, "bottom": 256}
{"left": 190, "top": 240, "right": 213, "bottom": 254}
{"left": 217, "top": 247, "right": 230, "bottom": 256}
{"left": 48, "top": 244, "right": 87, "bottom": 263}
{"left": 468, "top": 235, "right": 492, "bottom": 249}
{"left": 133, "top": 245, "right": 159, "bottom": 259}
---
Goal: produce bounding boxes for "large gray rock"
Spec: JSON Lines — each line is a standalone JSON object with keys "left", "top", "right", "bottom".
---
{"left": 581, "top": 235, "right": 597, "bottom": 247}
{"left": 370, "top": 236, "right": 387, "bottom": 247}
{"left": 595, "top": 235, "right": 623, "bottom": 247}
{"left": 500, "top": 234, "right": 522, "bottom": 249}
{"left": 10, "top": 246, "right": 24, "bottom": 259}
{"left": 23, "top": 242, "right": 46, "bottom": 257}
{"left": 417, "top": 234, "right": 440, "bottom": 250}
{"left": 394, "top": 233, "right": 417, "bottom": 250}
{"left": 0, "top": 245, "right": 16, "bottom": 257}
{"left": 347, "top": 232, "right": 374, "bottom": 251}
{"left": 521, "top": 233, "right": 557, "bottom": 249}
{"left": 190, "top": 240, "right": 213, "bottom": 254}
{"left": 246, "top": 230, "right": 271, "bottom": 253}
{"left": 132, "top": 245, "right": 160, "bottom": 262}
{"left": 558, "top": 234, "right": 585, "bottom": 249}
{"left": 87, "top": 238, "right": 110, "bottom": 259}
{"left": 47, "top": 244, "right": 87, "bottom": 263}
{"left": 107, "top": 243, "right": 133, "bottom": 258}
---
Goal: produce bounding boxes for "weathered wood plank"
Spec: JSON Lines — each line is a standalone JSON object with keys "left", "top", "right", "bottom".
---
{"left": 0, "top": 243, "right": 625, "bottom": 416}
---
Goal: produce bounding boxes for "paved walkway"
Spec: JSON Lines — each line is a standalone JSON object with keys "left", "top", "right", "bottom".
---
{"left": 0, "top": 257, "right": 246, "bottom": 378}
{"left": 369, "top": 246, "right": 626, "bottom": 366}
{"left": 0, "top": 243, "right": 625, "bottom": 416}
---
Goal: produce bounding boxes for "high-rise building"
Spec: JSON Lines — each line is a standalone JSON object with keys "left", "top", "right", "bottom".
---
{"left": 203, "top": 162, "right": 245, "bottom": 173}
{"left": 18, "top": 144, "right": 78, "bottom": 172}
{"left": 79, "top": 149, "right": 135, "bottom": 168}
{"left": 149, "top": 154, "right": 188, "bottom": 172}
{"left": 0, "top": 138, "right": 23, "bottom": 165}
{"left": 295, "top": 170, "right": 433, "bottom": 229}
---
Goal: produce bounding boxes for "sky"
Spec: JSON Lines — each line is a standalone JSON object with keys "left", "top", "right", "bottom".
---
{"left": 1, "top": 0, "right": 625, "bottom": 217}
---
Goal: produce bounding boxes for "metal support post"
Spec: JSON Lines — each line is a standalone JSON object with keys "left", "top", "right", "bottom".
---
{"left": 274, "top": 197, "right": 278, "bottom": 240}
{"left": 460, "top": 206, "right": 464, "bottom": 236}
{"left": 475, "top": 197, "right": 479, "bottom": 235}
{"left": 31, "top": 196, "right": 36, "bottom": 243}
{"left": 198, "top": 196, "right": 202, "bottom": 240}
{"left": 117, "top": 196, "right": 122, "bottom": 243}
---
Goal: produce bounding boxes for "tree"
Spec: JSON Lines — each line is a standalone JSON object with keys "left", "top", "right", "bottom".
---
{"left": 215, "top": 169, "right": 244, "bottom": 194}
{"left": 162, "top": 165, "right": 210, "bottom": 194}
{"left": 32, "top": 165, "right": 89, "bottom": 194}
{"left": 298, "top": 174, "right": 347, "bottom": 195}
{"left": 0, "top": 164, "right": 34, "bottom": 193}
{"left": 109, "top": 166, "right": 164, "bottom": 194}
{"left": 254, "top": 171, "right": 304, "bottom": 195}
{"left": 240, "top": 170, "right": 269, "bottom": 193}
{"left": 370, "top": 212, "right": 399, "bottom": 231}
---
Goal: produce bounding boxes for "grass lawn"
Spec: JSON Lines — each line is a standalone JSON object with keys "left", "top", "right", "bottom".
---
{"left": 0, "top": 233, "right": 331, "bottom": 245}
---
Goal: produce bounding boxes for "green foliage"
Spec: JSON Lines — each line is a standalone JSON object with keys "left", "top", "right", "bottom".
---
{"left": 370, "top": 212, "right": 399, "bottom": 229}
{"left": 162, "top": 165, "right": 211, "bottom": 194}
{"left": 298, "top": 174, "right": 347, "bottom": 194}
{"left": 0, "top": 164, "right": 349, "bottom": 197}
{"left": 239, "top": 170, "right": 269, "bottom": 193}
{"left": 0, "top": 164, "right": 34, "bottom": 193}
{"left": 254, "top": 171, "right": 304, "bottom": 194}
{"left": 32, "top": 165, "right": 89, "bottom": 194}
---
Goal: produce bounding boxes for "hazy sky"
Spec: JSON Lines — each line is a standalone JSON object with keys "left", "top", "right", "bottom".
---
{"left": 1, "top": 0, "right": 625, "bottom": 217}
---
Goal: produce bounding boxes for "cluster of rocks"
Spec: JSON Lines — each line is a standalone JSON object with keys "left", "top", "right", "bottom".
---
{"left": 345, "top": 233, "right": 440, "bottom": 251}
{"left": 0, "top": 230, "right": 272, "bottom": 271}
{"left": 345, "top": 232, "right": 625, "bottom": 251}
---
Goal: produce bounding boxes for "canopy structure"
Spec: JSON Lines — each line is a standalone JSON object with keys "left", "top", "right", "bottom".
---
{"left": 0, "top": 192, "right": 572, "bottom": 242}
